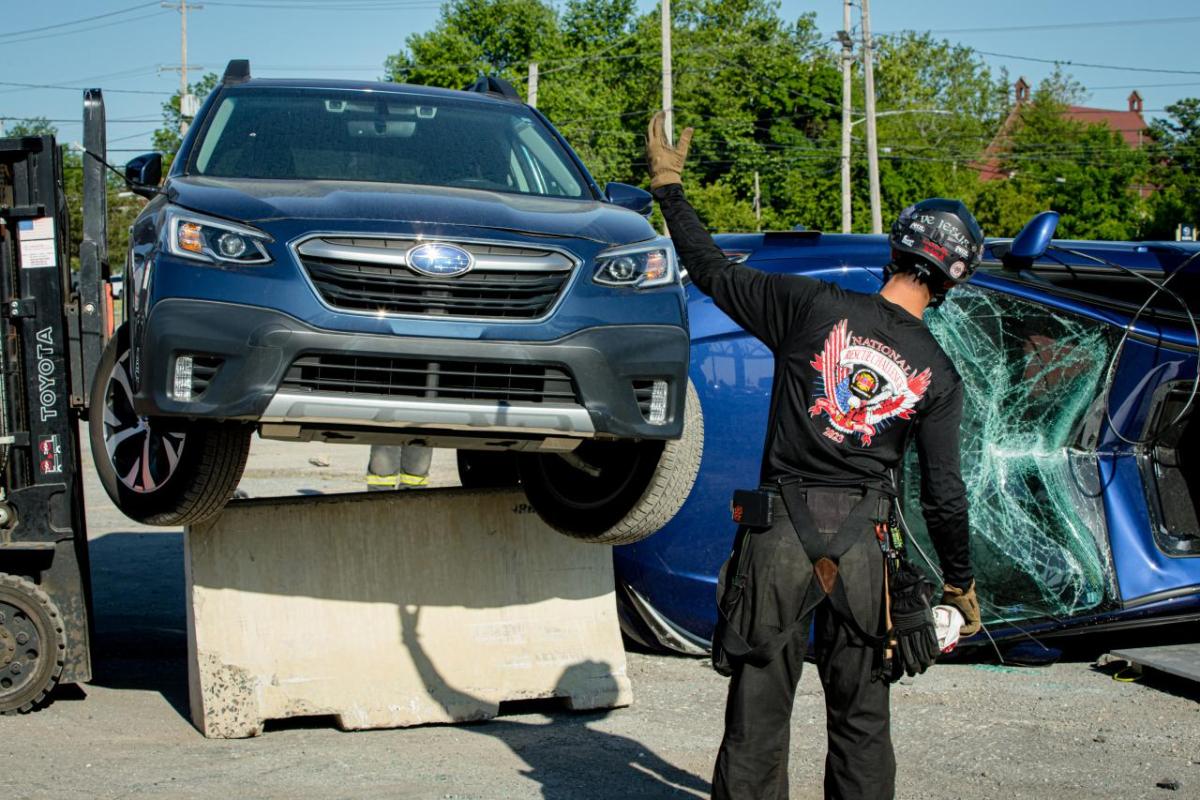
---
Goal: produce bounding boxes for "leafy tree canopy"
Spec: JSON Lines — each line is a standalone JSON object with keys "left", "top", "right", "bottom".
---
{"left": 128, "top": 0, "right": 1191, "bottom": 242}
{"left": 1146, "top": 98, "right": 1200, "bottom": 238}
{"left": 153, "top": 72, "right": 220, "bottom": 163}
{"left": 0, "top": 118, "right": 143, "bottom": 270}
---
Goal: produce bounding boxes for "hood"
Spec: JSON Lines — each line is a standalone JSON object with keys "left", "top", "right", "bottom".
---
{"left": 166, "top": 176, "right": 655, "bottom": 246}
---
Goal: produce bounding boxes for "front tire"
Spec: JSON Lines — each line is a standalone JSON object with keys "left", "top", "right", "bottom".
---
{"left": 88, "top": 326, "right": 252, "bottom": 526}
{"left": 518, "top": 380, "right": 703, "bottom": 545}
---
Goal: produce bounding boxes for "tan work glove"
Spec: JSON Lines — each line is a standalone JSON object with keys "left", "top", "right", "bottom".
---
{"left": 646, "top": 110, "right": 694, "bottom": 190}
{"left": 941, "top": 581, "right": 981, "bottom": 637}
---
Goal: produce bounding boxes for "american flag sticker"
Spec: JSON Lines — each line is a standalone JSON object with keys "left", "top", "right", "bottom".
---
{"left": 17, "top": 217, "right": 56, "bottom": 269}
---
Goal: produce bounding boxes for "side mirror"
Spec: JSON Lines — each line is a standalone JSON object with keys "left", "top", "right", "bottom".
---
{"left": 125, "top": 153, "right": 163, "bottom": 199}
{"left": 1003, "top": 211, "right": 1059, "bottom": 269}
{"left": 604, "top": 182, "right": 653, "bottom": 217}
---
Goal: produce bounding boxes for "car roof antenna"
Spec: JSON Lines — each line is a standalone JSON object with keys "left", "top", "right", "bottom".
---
{"left": 466, "top": 75, "right": 522, "bottom": 104}
{"left": 223, "top": 59, "right": 251, "bottom": 86}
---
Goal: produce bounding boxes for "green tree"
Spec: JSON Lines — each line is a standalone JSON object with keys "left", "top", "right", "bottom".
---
{"left": 4, "top": 116, "right": 58, "bottom": 137}
{"left": 152, "top": 72, "right": 220, "bottom": 163}
{"left": 382, "top": 1, "right": 1160, "bottom": 239}
{"left": 865, "top": 33, "right": 1009, "bottom": 231}
{"left": 2, "top": 118, "right": 143, "bottom": 270}
{"left": 1146, "top": 98, "right": 1200, "bottom": 239}
{"left": 385, "top": 0, "right": 564, "bottom": 90}
{"left": 383, "top": 0, "right": 846, "bottom": 228}
{"left": 981, "top": 73, "right": 1149, "bottom": 239}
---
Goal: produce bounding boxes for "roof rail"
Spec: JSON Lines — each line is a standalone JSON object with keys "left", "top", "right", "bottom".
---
{"left": 222, "top": 59, "right": 251, "bottom": 86}
{"left": 465, "top": 75, "right": 522, "bottom": 103}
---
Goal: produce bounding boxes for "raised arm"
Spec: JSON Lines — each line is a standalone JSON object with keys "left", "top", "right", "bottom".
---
{"left": 645, "top": 113, "right": 821, "bottom": 349}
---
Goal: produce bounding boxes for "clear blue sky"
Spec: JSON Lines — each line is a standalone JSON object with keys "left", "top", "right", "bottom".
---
{"left": 1, "top": 0, "right": 1198, "bottom": 158}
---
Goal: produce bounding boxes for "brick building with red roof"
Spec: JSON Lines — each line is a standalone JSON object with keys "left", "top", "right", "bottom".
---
{"left": 979, "top": 77, "right": 1151, "bottom": 187}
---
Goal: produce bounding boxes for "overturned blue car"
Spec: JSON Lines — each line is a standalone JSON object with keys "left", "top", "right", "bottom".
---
{"left": 615, "top": 214, "right": 1200, "bottom": 653}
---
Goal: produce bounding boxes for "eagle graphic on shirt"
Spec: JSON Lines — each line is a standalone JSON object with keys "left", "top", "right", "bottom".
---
{"left": 809, "top": 319, "right": 932, "bottom": 446}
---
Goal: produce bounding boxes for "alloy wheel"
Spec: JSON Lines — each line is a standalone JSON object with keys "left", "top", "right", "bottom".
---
{"left": 103, "top": 351, "right": 187, "bottom": 494}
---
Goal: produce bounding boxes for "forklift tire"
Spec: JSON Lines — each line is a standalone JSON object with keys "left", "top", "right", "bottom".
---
{"left": 89, "top": 326, "right": 252, "bottom": 527}
{"left": 517, "top": 379, "right": 703, "bottom": 545}
{"left": 0, "top": 574, "right": 66, "bottom": 715}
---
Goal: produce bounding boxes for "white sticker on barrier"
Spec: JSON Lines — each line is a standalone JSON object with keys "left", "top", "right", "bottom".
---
{"left": 17, "top": 216, "right": 56, "bottom": 269}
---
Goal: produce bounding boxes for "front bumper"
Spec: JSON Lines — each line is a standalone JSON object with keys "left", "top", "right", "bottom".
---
{"left": 133, "top": 299, "right": 689, "bottom": 440}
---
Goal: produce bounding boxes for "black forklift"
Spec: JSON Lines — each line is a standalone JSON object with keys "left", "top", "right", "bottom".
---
{"left": 0, "top": 90, "right": 113, "bottom": 713}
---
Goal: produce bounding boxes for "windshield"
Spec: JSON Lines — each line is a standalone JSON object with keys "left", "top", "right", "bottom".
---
{"left": 188, "top": 87, "right": 589, "bottom": 199}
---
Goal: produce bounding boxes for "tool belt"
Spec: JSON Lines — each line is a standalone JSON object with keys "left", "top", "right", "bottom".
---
{"left": 713, "top": 482, "right": 890, "bottom": 675}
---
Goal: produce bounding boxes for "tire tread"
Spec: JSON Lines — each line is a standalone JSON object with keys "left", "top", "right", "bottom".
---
{"left": 555, "top": 380, "right": 704, "bottom": 545}
{"left": 142, "top": 423, "right": 252, "bottom": 527}
{"left": 0, "top": 574, "right": 66, "bottom": 715}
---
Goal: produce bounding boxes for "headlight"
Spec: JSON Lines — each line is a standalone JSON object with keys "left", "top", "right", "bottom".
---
{"left": 593, "top": 239, "right": 678, "bottom": 289}
{"left": 164, "top": 207, "right": 272, "bottom": 266}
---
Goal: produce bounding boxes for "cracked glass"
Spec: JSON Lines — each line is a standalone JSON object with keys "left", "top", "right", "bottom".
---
{"left": 901, "top": 286, "right": 1118, "bottom": 623}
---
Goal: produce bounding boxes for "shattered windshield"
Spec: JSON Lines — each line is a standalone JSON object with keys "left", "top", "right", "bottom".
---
{"left": 901, "top": 286, "right": 1119, "bottom": 623}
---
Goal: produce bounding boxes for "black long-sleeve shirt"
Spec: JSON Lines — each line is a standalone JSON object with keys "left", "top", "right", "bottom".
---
{"left": 655, "top": 184, "right": 972, "bottom": 586}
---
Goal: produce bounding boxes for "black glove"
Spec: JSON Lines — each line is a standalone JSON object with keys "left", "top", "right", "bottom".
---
{"left": 887, "top": 559, "right": 939, "bottom": 681}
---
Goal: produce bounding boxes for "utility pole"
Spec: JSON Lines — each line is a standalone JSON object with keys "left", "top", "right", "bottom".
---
{"left": 861, "top": 0, "right": 882, "bottom": 234}
{"left": 753, "top": 170, "right": 762, "bottom": 230}
{"left": 661, "top": 0, "right": 673, "bottom": 145}
{"left": 838, "top": 3, "right": 854, "bottom": 234}
{"left": 161, "top": 1, "right": 204, "bottom": 134}
{"left": 527, "top": 61, "right": 539, "bottom": 108}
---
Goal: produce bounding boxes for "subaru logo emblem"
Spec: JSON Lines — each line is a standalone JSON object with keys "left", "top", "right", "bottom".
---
{"left": 406, "top": 242, "right": 474, "bottom": 277}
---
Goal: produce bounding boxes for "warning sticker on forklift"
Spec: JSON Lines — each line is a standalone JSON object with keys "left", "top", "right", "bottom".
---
{"left": 17, "top": 217, "right": 56, "bottom": 269}
{"left": 38, "top": 434, "right": 63, "bottom": 475}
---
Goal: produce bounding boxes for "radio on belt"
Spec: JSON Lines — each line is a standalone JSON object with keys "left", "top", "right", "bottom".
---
{"left": 731, "top": 489, "right": 774, "bottom": 528}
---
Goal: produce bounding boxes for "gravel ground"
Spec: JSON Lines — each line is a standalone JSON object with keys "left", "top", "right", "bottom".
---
{"left": 2, "top": 432, "right": 1198, "bottom": 799}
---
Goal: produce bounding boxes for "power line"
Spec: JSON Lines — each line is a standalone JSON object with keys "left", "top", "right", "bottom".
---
{"left": 0, "top": 10, "right": 172, "bottom": 47}
{"left": 0, "top": 117, "right": 162, "bottom": 124}
{"left": 890, "top": 14, "right": 1200, "bottom": 36}
{"left": 1089, "top": 81, "right": 1200, "bottom": 91}
{"left": 0, "top": 66, "right": 161, "bottom": 96}
{"left": 203, "top": 1, "right": 439, "bottom": 7}
{"left": 108, "top": 129, "right": 160, "bottom": 143}
{"left": 0, "top": 81, "right": 165, "bottom": 96}
{"left": 975, "top": 49, "right": 1200, "bottom": 76}
{"left": 0, "top": 1, "right": 158, "bottom": 39}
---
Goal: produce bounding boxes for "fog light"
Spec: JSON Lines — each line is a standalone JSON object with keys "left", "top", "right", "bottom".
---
{"left": 174, "top": 355, "right": 194, "bottom": 401}
{"left": 648, "top": 380, "right": 669, "bottom": 425}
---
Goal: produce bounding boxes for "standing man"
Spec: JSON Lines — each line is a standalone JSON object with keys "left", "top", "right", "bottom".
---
{"left": 645, "top": 112, "right": 981, "bottom": 799}
{"left": 366, "top": 443, "right": 432, "bottom": 491}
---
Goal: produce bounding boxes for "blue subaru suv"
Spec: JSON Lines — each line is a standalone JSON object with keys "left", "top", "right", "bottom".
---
{"left": 90, "top": 60, "right": 702, "bottom": 543}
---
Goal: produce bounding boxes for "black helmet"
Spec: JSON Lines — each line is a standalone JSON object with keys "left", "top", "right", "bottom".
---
{"left": 888, "top": 198, "right": 985, "bottom": 287}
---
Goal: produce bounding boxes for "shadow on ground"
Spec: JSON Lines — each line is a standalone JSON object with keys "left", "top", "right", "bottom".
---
{"left": 401, "top": 605, "right": 711, "bottom": 799}
{"left": 78, "top": 528, "right": 710, "bottom": 798}
{"left": 83, "top": 530, "right": 190, "bottom": 717}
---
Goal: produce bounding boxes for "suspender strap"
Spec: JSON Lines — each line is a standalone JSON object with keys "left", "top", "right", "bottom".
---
{"left": 716, "top": 487, "right": 889, "bottom": 666}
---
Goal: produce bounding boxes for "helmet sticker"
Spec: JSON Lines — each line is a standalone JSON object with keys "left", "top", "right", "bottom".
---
{"left": 910, "top": 222, "right": 927, "bottom": 234}
{"left": 921, "top": 240, "right": 948, "bottom": 261}
{"left": 901, "top": 235, "right": 915, "bottom": 247}
{"left": 949, "top": 261, "right": 966, "bottom": 279}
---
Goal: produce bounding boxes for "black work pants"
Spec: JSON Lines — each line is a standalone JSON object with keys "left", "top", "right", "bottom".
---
{"left": 711, "top": 599, "right": 895, "bottom": 800}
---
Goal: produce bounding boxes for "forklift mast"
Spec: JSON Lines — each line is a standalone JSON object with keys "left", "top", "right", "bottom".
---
{"left": 0, "top": 90, "right": 111, "bottom": 713}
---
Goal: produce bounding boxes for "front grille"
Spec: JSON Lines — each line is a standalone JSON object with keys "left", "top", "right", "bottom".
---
{"left": 295, "top": 237, "right": 575, "bottom": 319}
{"left": 281, "top": 353, "right": 581, "bottom": 405}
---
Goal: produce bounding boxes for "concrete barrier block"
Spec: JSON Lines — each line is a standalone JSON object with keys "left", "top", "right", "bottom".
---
{"left": 185, "top": 488, "right": 632, "bottom": 739}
